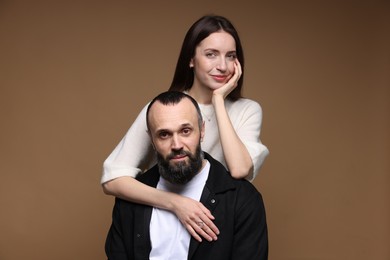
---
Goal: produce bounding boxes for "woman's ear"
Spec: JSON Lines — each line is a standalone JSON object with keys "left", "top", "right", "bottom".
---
{"left": 189, "top": 59, "right": 194, "bottom": 68}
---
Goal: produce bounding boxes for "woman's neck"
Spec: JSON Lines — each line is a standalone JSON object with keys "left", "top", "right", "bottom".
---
{"left": 187, "top": 85, "right": 213, "bottom": 104}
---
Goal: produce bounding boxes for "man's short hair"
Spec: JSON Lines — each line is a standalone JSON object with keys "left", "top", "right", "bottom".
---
{"left": 146, "top": 91, "right": 203, "bottom": 131}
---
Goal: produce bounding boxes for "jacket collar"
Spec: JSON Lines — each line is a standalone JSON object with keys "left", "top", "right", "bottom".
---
{"left": 202, "top": 152, "right": 235, "bottom": 194}
{"left": 188, "top": 152, "right": 236, "bottom": 259}
{"left": 136, "top": 152, "right": 236, "bottom": 260}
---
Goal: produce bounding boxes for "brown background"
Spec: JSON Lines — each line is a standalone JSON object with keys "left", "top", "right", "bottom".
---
{"left": 0, "top": 1, "right": 389, "bottom": 259}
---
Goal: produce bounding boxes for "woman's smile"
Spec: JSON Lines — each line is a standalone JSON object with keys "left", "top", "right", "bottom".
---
{"left": 212, "top": 75, "right": 228, "bottom": 82}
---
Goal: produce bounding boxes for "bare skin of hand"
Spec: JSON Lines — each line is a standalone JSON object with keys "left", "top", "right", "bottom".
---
{"left": 213, "top": 59, "right": 242, "bottom": 100}
{"left": 172, "top": 195, "right": 220, "bottom": 242}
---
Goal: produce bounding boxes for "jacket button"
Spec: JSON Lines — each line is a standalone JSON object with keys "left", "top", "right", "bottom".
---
{"left": 136, "top": 233, "right": 141, "bottom": 238}
{"left": 210, "top": 199, "right": 216, "bottom": 204}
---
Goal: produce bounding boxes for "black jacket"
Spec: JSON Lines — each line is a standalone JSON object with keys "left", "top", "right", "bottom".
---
{"left": 105, "top": 152, "right": 268, "bottom": 259}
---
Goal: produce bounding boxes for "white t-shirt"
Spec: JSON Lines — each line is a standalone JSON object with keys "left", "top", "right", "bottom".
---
{"left": 149, "top": 160, "right": 210, "bottom": 260}
{"left": 102, "top": 98, "right": 269, "bottom": 183}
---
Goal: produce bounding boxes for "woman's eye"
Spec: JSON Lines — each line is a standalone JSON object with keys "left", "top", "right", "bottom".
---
{"left": 206, "top": 52, "right": 216, "bottom": 58}
{"left": 227, "top": 53, "right": 237, "bottom": 60}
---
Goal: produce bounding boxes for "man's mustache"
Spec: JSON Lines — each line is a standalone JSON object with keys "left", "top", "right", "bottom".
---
{"left": 166, "top": 150, "right": 191, "bottom": 160}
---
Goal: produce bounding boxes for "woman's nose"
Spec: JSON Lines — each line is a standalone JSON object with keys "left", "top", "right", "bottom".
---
{"left": 216, "top": 57, "right": 227, "bottom": 71}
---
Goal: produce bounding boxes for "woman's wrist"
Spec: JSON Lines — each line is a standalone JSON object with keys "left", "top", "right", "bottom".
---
{"left": 211, "top": 92, "right": 225, "bottom": 107}
{"left": 158, "top": 190, "right": 182, "bottom": 212}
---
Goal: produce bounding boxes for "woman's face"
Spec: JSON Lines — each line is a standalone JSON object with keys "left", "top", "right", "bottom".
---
{"left": 190, "top": 31, "right": 237, "bottom": 91}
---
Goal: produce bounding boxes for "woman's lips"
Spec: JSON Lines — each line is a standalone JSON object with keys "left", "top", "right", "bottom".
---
{"left": 212, "top": 75, "right": 227, "bottom": 82}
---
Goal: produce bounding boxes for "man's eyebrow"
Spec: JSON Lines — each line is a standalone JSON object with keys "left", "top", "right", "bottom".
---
{"left": 155, "top": 123, "right": 193, "bottom": 132}
{"left": 155, "top": 127, "right": 171, "bottom": 134}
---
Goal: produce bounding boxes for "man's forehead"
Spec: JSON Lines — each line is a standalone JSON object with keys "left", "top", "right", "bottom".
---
{"left": 149, "top": 99, "right": 198, "bottom": 129}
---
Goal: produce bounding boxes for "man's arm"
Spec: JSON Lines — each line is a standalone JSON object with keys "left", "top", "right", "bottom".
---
{"left": 232, "top": 185, "right": 268, "bottom": 259}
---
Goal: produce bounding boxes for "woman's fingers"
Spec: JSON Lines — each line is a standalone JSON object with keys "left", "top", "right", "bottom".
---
{"left": 186, "top": 224, "right": 203, "bottom": 242}
{"left": 198, "top": 204, "right": 220, "bottom": 237}
{"left": 186, "top": 209, "right": 219, "bottom": 242}
{"left": 231, "top": 59, "right": 242, "bottom": 87}
{"left": 187, "top": 218, "right": 217, "bottom": 242}
{"left": 184, "top": 216, "right": 216, "bottom": 242}
{"left": 214, "top": 59, "right": 242, "bottom": 99}
{"left": 173, "top": 196, "right": 219, "bottom": 242}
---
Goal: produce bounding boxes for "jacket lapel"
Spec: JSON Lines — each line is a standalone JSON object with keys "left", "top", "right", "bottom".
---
{"left": 187, "top": 185, "right": 211, "bottom": 259}
{"left": 133, "top": 166, "right": 159, "bottom": 258}
{"left": 187, "top": 153, "right": 234, "bottom": 259}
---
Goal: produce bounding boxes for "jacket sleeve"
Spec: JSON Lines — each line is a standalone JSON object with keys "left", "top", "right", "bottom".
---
{"left": 101, "top": 103, "right": 155, "bottom": 184}
{"left": 105, "top": 199, "right": 128, "bottom": 260}
{"left": 232, "top": 183, "right": 268, "bottom": 259}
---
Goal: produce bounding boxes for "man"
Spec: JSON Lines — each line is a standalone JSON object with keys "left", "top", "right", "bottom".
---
{"left": 105, "top": 91, "right": 268, "bottom": 259}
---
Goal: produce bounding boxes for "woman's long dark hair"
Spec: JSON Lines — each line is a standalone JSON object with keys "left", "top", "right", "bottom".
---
{"left": 168, "top": 15, "right": 244, "bottom": 101}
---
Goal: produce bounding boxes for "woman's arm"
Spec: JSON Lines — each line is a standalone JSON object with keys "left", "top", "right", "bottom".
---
{"left": 212, "top": 61, "right": 254, "bottom": 179}
{"left": 213, "top": 94, "right": 254, "bottom": 179}
{"left": 101, "top": 105, "right": 154, "bottom": 184}
{"left": 103, "top": 177, "right": 219, "bottom": 242}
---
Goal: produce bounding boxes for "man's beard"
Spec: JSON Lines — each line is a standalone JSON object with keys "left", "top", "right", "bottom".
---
{"left": 156, "top": 144, "right": 204, "bottom": 185}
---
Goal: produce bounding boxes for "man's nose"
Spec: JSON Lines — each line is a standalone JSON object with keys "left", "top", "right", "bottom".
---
{"left": 171, "top": 134, "right": 183, "bottom": 150}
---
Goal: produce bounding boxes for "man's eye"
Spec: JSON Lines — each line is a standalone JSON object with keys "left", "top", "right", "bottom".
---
{"left": 182, "top": 128, "right": 191, "bottom": 135}
{"left": 159, "top": 132, "right": 169, "bottom": 139}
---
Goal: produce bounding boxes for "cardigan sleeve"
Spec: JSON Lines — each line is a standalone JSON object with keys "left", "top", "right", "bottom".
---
{"left": 101, "top": 104, "right": 156, "bottom": 184}
{"left": 228, "top": 99, "right": 269, "bottom": 181}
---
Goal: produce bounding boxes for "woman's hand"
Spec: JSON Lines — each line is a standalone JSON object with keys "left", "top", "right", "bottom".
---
{"left": 213, "top": 59, "right": 242, "bottom": 99}
{"left": 172, "top": 195, "right": 220, "bottom": 242}
{"left": 211, "top": 58, "right": 253, "bottom": 179}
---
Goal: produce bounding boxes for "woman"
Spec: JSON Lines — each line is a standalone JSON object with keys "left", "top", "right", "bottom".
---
{"left": 102, "top": 15, "right": 269, "bottom": 242}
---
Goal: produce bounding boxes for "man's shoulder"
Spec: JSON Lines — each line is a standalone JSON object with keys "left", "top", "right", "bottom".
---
{"left": 228, "top": 173, "right": 261, "bottom": 198}
{"left": 206, "top": 153, "right": 260, "bottom": 194}
{"left": 235, "top": 178, "right": 262, "bottom": 199}
{"left": 136, "top": 164, "right": 160, "bottom": 184}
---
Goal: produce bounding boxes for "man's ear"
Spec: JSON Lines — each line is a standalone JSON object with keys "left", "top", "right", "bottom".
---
{"left": 200, "top": 121, "right": 205, "bottom": 142}
{"left": 147, "top": 130, "right": 156, "bottom": 150}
